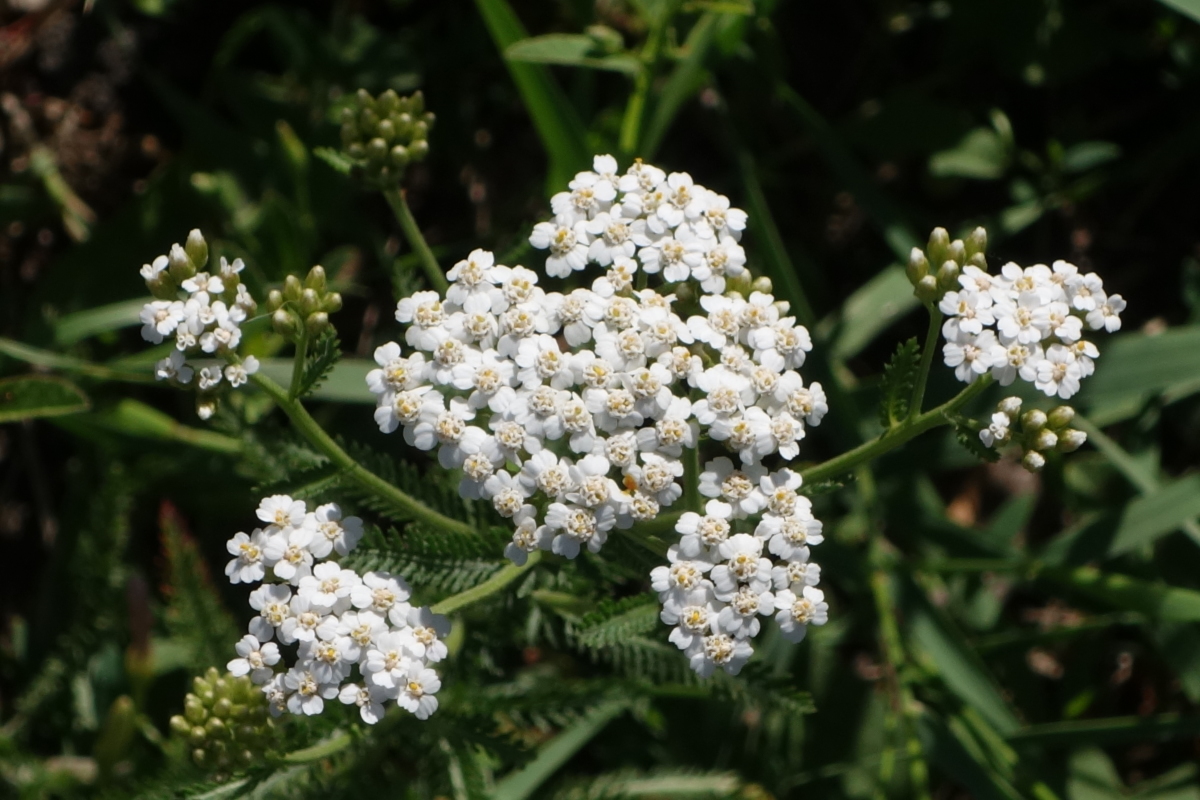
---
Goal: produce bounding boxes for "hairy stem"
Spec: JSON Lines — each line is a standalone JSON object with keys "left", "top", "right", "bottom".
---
{"left": 384, "top": 188, "right": 449, "bottom": 294}
{"left": 432, "top": 551, "right": 542, "bottom": 615}
{"left": 288, "top": 332, "right": 308, "bottom": 399}
{"left": 907, "top": 307, "right": 943, "bottom": 420}
{"left": 801, "top": 374, "right": 993, "bottom": 485}
{"left": 251, "top": 371, "right": 475, "bottom": 536}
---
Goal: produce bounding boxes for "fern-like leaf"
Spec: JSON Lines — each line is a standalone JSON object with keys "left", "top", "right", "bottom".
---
{"left": 343, "top": 525, "right": 508, "bottom": 594}
{"left": 294, "top": 329, "right": 342, "bottom": 399}
{"left": 878, "top": 337, "right": 921, "bottom": 428}
{"left": 570, "top": 595, "right": 660, "bottom": 649}
{"left": 949, "top": 414, "right": 1000, "bottom": 463}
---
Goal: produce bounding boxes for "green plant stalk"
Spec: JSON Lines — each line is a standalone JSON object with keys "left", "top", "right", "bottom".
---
{"left": 618, "top": 20, "right": 667, "bottom": 157}
{"left": 250, "top": 371, "right": 475, "bottom": 536}
{"left": 907, "top": 307, "right": 944, "bottom": 420}
{"left": 801, "top": 374, "right": 993, "bottom": 485}
{"left": 432, "top": 551, "right": 542, "bottom": 615}
{"left": 288, "top": 332, "right": 308, "bottom": 399}
{"left": 384, "top": 188, "right": 449, "bottom": 294}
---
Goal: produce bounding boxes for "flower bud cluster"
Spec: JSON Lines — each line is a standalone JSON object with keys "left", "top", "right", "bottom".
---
{"left": 168, "top": 668, "right": 273, "bottom": 771}
{"left": 978, "top": 396, "right": 1087, "bottom": 472}
{"left": 340, "top": 89, "right": 434, "bottom": 186}
{"left": 652, "top": 462, "right": 828, "bottom": 677}
{"left": 223, "top": 495, "right": 448, "bottom": 723}
{"left": 918, "top": 225, "right": 1124, "bottom": 399}
{"left": 138, "top": 229, "right": 260, "bottom": 418}
{"left": 369, "top": 155, "right": 830, "bottom": 676}
{"left": 264, "top": 265, "right": 343, "bottom": 340}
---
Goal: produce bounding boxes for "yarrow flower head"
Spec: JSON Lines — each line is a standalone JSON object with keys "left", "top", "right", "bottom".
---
{"left": 978, "top": 396, "right": 1087, "bottom": 472}
{"left": 910, "top": 227, "right": 1123, "bottom": 400}
{"left": 224, "top": 494, "right": 446, "bottom": 724}
{"left": 369, "top": 155, "right": 829, "bottom": 676}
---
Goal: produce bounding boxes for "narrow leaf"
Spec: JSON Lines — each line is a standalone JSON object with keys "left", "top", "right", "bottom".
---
{"left": 1043, "top": 565, "right": 1200, "bottom": 622}
{"left": 505, "top": 34, "right": 640, "bottom": 75}
{"left": 54, "top": 298, "right": 145, "bottom": 346}
{"left": 0, "top": 375, "right": 90, "bottom": 423}
{"left": 878, "top": 337, "right": 920, "bottom": 427}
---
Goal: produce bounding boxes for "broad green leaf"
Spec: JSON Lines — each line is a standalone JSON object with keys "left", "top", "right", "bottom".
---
{"left": 491, "top": 699, "right": 628, "bottom": 800}
{"left": 1158, "top": 0, "right": 1200, "bottom": 25}
{"left": 930, "top": 127, "right": 1010, "bottom": 180}
{"left": 1080, "top": 327, "right": 1200, "bottom": 413}
{"left": 1106, "top": 475, "right": 1200, "bottom": 556}
{"left": 473, "top": 0, "right": 591, "bottom": 191}
{"left": 1066, "top": 748, "right": 1124, "bottom": 800}
{"left": 0, "top": 375, "right": 90, "bottom": 423}
{"left": 505, "top": 34, "right": 641, "bottom": 75}
{"left": 823, "top": 265, "right": 919, "bottom": 361}
{"left": 55, "top": 298, "right": 145, "bottom": 346}
{"left": 79, "top": 399, "right": 242, "bottom": 454}
{"left": 1044, "top": 565, "right": 1200, "bottom": 621}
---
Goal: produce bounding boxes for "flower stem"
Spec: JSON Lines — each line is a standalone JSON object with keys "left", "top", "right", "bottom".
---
{"left": 618, "top": 17, "right": 667, "bottom": 157}
{"left": 283, "top": 731, "right": 355, "bottom": 764}
{"left": 288, "top": 332, "right": 308, "bottom": 400}
{"left": 907, "top": 307, "right": 943, "bottom": 421}
{"left": 432, "top": 551, "right": 542, "bottom": 616}
{"left": 801, "top": 374, "right": 993, "bottom": 485}
{"left": 383, "top": 188, "right": 449, "bottom": 294}
{"left": 250, "top": 371, "right": 476, "bottom": 536}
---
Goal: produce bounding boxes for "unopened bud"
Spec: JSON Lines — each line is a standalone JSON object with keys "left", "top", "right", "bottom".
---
{"left": 409, "top": 139, "right": 430, "bottom": 161}
{"left": 947, "top": 240, "right": 966, "bottom": 266}
{"left": 306, "top": 311, "right": 329, "bottom": 336}
{"left": 927, "top": 227, "right": 950, "bottom": 267}
{"left": 305, "top": 265, "right": 327, "bottom": 292}
{"left": 968, "top": 252, "right": 988, "bottom": 271}
{"left": 273, "top": 308, "right": 298, "bottom": 337}
{"left": 1021, "top": 409, "right": 1047, "bottom": 431}
{"left": 359, "top": 107, "right": 379, "bottom": 133}
{"left": 266, "top": 289, "right": 284, "bottom": 312}
{"left": 906, "top": 248, "right": 929, "bottom": 284}
{"left": 965, "top": 226, "right": 988, "bottom": 258}
{"left": 998, "top": 396, "right": 1023, "bottom": 416}
{"left": 914, "top": 275, "right": 939, "bottom": 302}
{"left": 410, "top": 90, "right": 426, "bottom": 115}
{"left": 937, "top": 260, "right": 961, "bottom": 291}
{"left": 1057, "top": 428, "right": 1087, "bottom": 453}
{"left": 323, "top": 292, "right": 343, "bottom": 314}
{"left": 205, "top": 717, "right": 227, "bottom": 738}
{"left": 412, "top": 120, "right": 429, "bottom": 140}
{"left": 283, "top": 274, "right": 303, "bottom": 302}
{"left": 367, "top": 137, "right": 388, "bottom": 162}
{"left": 300, "top": 288, "right": 320, "bottom": 314}
{"left": 168, "top": 243, "right": 195, "bottom": 281}
{"left": 189, "top": 727, "right": 207, "bottom": 746}
{"left": 170, "top": 715, "right": 192, "bottom": 736}
{"left": 377, "top": 89, "right": 399, "bottom": 114}
{"left": 1035, "top": 429, "right": 1059, "bottom": 451}
{"left": 751, "top": 276, "right": 773, "bottom": 294}
{"left": 197, "top": 398, "right": 217, "bottom": 421}
{"left": 377, "top": 118, "right": 396, "bottom": 143}
{"left": 346, "top": 142, "right": 365, "bottom": 160}
{"left": 1022, "top": 450, "right": 1046, "bottom": 472}
{"left": 184, "top": 697, "right": 206, "bottom": 725}
{"left": 213, "top": 698, "right": 233, "bottom": 718}
{"left": 185, "top": 229, "right": 208, "bottom": 269}
{"left": 1047, "top": 406, "right": 1075, "bottom": 429}
{"left": 390, "top": 144, "right": 410, "bottom": 168}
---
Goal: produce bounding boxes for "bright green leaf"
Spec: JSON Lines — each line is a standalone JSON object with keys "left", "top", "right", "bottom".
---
{"left": 55, "top": 298, "right": 145, "bottom": 346}
{"left": 505, "top": 34, "right": 641, "bottom": 75}
{"left": 0, "top": 375, "right": 90, "bottom": 423}
{"left": 930, "top": 128, "right": 1010, "bottom": 180}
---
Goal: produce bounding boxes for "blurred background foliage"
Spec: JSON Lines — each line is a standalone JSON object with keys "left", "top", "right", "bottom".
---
{"left": 2, "top": 0, "right": 1200, "bottom": 797}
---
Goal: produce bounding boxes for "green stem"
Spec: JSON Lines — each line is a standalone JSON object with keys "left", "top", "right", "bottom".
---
{"left": 618, "top": 17, "right": 667, "bottom": 157}
{"left": 288, "top": 332, "right": 308, "bottom": 399}
{"left": 250, "top": 371, "right": 475, "bottom": 536}
{"left": 432, "top": 551, "right": 542, "bottom": 615}
{"left": 908, "top": 307, "right": 943, "bottom": 420}
{"left": 801, "top": 374, "right": 993, "bottom": 485}
{"left": 282, "top": 731, "right": 355, "bottom": 764}
{"left": 383, "top": 188, "right": 449, "bottom": 294}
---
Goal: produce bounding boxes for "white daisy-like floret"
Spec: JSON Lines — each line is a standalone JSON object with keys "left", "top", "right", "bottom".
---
{"left": 225, "top": 529, "right": 270, "bottom": 584}
{"left": 228, "top": 635, "right": 281, "bottom": 684}
{"left": 339, "top": 682, "right": 389, "bottom": 725}
{"left": 307, "top": 503, "right": 364, "bottom": 558}
{"left": 773, "top": 586, "right": 829, "bottom": 643}
{"left": 257, "top": 494, "right": 307, "bottom": 531}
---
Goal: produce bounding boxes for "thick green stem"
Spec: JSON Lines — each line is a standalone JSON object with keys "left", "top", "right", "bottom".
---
{"left": 288, "top": 332, "right": 308, "bottom": 399}
{"left": 908, "top": 307, "right": 943, "bottom": 420}
{"left": 251, "top": 371, "right": 475, "bottom": 536}
{"left": 801, "top": 374, "right": 993, "bottom": 485}
{"left": 432, "top": 551, "right": 542, "bottom": 615}
{"left": 384, "top": 188, "right": 449, "bottom": 294}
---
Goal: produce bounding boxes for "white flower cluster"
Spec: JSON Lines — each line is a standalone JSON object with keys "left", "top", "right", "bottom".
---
{"left": 940, "top": 260, "right": 1124, "bottom": 399}
{"left": 224, "top": 494, "right": 448, "bottom": 724}
{"left": 652, "top": 462, "right": 829, "bottom": 676}
{"left": 367, "top": 155, "right": 832, "bottom": 676}
{"left": 138, "top": 230, "right": 260, "bottom": 411}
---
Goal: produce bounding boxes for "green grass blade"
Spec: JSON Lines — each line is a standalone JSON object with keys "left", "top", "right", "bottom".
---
{"left": 1008, "top": 713, "right": 1200, "bottom": 748}
{"left": 642, "top": 13, "right": 720, "bottom": 159}
{"left": 0, "top": 375, "right": 90, "bottom": 423}
{"left": 473, "top": 0, "right": 591, "bottom": 191}
{"left": 54, "top": 298, "right": 144, "bottom": 346}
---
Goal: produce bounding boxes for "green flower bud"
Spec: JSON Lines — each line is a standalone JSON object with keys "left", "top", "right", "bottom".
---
{"left": 189, "top": 726, "right": 207, "bottom": 746}
{"left": 1022, "top": 450, "right": 1046, "bottom": 472}
{"left": 301, "top": 288, "right": 320, "bottom": 315}
{"left": 946, "top": 240, "right": 966, "bottom": 266}
{"left": 305, "top": 265, "right": 327, "bottom": 292}
{"left": 412, "top": 120, "right": 429, "bottom": 140}
{"left": 751, "top": 276, "right": 774, "bottom": 295}
{"left": 914, "top": 275, "right": 939, "bottom": 303}
{"left": 968, "top": 252, "right": 988, "bottom": 271}
{"left": 906, "top": 247, "right": 929, "bottom": 284}
{"left": 1021, "top": 409, "right": 1048, "bottom": 431}
{"left": 998, "top": 396, "right": 1022, "bottom": 416}
{"left": 377, "top": 89, "right": 400, "bottom": 114}
{"left": 346, "top": 142, "right": 365, "bottom": 160}
{"left": 937, "top": 259, "right": 961, "bottom": 291}
{"left": 409, "top": 139, "right": 430, "bottom": 161}
{"left": 213, "top": 677, "right": 231, "bottom": 699}
{"left": 205, "top": 717, "right": 228, "bottom": 739}
{"left": 170, "top": 715, "right": 192, "bottom": 736}
{"left": 390, "top": 144, "right": 410, "bottom": 168}
{"left": 341, "top": 123, "right": 358, "bottom": 147}
{"left": 192, "top": 748, "right": 208, "bottom": 767}
{"left": 213, "top": 698, "right": 233, "bottom": 719}
{"left": 1047, "top": 405, "right": 1075, "bottom": 429}
{"left": 355, "top": 88, "right": 375, "bottom": 111}
{"left": 410, "top": 90, "right": 425, "bottom": 115}
{"left": 377, "top": 118, "right": 395, "bottom": 143}
{"left": 359, "top": 107, "right": 380, "bottom": 132}
{"left": 339, "top": 106, "right": 356, "bottom": 125}
{"left": 965, "top": 226, "right": 988, "bottom": 258}
{"left": 323, "top": 292, "right": 343, "bottom": 314}
{"left": 395, "top": 112, "right": 413, "bottom": 133}
{"left": 168, "top": 243, "right": 195, "bottom": 282}
{"left": 185, "top": 229, "right": 209, "bottom": 270}
{"left": 1035, "top": 429, "right": 1059, "bottom": 451}
{"left": 283, "top": 274, "right": 304, "bottom": 302}
{"left": 367, "top": 137, "right": 389, "bottom": 162}
{"left": 927, "top": 227, "right": 950, "bottom": 267}
{"left": 306, "top": 311, "right": 329, "bottom": 336}
{"left": 1057, "top": 428, "right": 1087, "bottom": 453}
{"left": 266, "top": 289, "right": 284, "bottom": 312}
{"left": 273, "top": 308, "right": 298, "bottom": 337}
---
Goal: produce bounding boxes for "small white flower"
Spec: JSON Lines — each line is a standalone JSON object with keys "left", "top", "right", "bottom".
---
{"left": 228, "top": 634, "right": 281, "bottom": 684}
{"left": 257, "top": 494, "right": 307, "bottom": 530}
{"left": 225, "top": 529, "right": 270, "bottom": 584}
{"left": 339, "top": 682, "right": 389, "bottom": 725}
{"left": 773, "top": 586, "right": 829, "bottom": 643}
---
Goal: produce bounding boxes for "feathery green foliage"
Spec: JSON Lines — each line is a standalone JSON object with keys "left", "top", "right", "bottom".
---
{"left": 879, "top": 338, "right": 921, "bottom": 428}
{"left": 294, "top": 330, "right": 342, "bottom": 400}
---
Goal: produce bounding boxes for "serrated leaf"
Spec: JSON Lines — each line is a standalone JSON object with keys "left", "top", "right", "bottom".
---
{"left": 293, "top": 330, "right": 342, "bottom": 399}
{"left": 879, "top": 337, "right": 921, "bottom": 428}
{"left": 312, "top": 146, "right": 355, "bottom": 176}
{"left": 571, "top": 595, "right": 660, "bottom": 649}
{"left": 343, "top": 525, "right": 506, "bottom": 594}
{"left": 950, "top": 415, "right": 1001, "bottom": 463}
{"left": 0, "top": 374, "right": 90, "bottom": 423}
